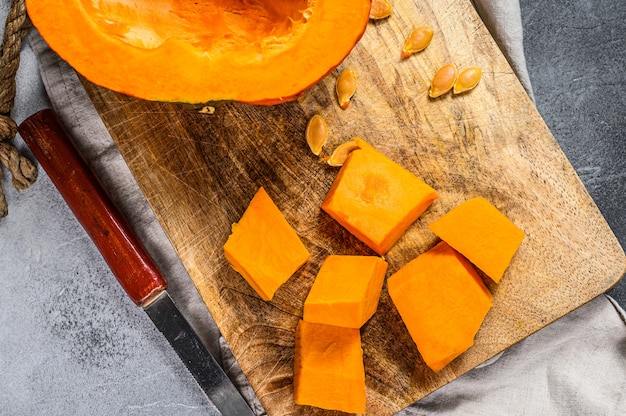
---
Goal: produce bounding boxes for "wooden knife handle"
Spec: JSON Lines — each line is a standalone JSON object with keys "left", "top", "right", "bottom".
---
{"left": 18, "top": 109, "right": 167, "bottom": 305}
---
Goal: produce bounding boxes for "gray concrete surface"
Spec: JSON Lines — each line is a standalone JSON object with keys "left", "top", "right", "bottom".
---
{"left": 0, "top": 4, "right": 219, "bottom": 415}
{"left": 520, "top": 0, "right": 626, "bottom": 306}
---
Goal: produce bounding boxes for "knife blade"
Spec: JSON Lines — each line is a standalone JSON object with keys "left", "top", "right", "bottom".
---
{"left": 18, "top": 108, "right": 255, "bottom": 416}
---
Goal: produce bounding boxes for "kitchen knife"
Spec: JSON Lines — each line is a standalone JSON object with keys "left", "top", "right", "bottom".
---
{"left": 18, "top": 108, "right": 255, "bottom": 416}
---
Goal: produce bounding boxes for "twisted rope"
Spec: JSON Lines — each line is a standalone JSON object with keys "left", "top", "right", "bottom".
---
{"left": 0, "top": 0, "right": 37, "bottom": 217}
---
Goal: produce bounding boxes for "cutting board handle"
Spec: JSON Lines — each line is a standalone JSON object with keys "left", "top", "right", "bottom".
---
{"left": 18, "top": 109, "right": 167, "bottom": 305}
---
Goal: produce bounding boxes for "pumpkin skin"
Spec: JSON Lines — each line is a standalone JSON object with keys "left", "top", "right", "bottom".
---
{"left": 27, "top": 0, "right": 372, "bottom": 104}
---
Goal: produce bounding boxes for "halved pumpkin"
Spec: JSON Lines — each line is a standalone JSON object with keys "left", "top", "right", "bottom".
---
{"left": 27, "top": 0, "right": 372, "bottom": 104}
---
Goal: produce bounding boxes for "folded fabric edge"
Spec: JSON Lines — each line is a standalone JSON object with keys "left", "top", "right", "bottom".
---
{"left": 472, "top": 0, "right": 535, "bottom": 101}
{"left": 606, "top": 294, "right": 626, "bottom": 324}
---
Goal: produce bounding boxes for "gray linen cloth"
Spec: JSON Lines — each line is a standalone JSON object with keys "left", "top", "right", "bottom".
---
{"left": 22, "top": 1, "right": 625, "bottom": 414}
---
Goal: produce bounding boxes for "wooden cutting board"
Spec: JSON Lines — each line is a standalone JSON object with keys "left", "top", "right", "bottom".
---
{"left": 80, "top": 0, "right": 625, "bottom": 414}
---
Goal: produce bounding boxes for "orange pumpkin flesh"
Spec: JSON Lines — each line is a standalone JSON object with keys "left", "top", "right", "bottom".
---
{"left": 293, "top": 320, "right": 366, "bottom": 413}
{"left": 322, "top": 138, "right": 439, "bottom": 255}
{"left": 428, "top": 197, "right": 525, "bottom": 282}
{"left": 388, "top": 241, "right": 493, "bottom": 372}
{"left": 303, "top": 255, "right": 388, "bottom": 328}
{"left": 26, "top": 0, "right": 372, "bottom": 104}
{"left": 224, "top": 187, "right": 310, "bottom": 301}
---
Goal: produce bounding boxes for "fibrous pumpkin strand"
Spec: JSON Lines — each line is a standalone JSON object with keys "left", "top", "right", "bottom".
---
{"left": 305, "top": 114, "right": 328, "bottom": 156}
{"left": 429, "top": 63, "right": 458, "bottom": 98}
{"left": 336, "top": 68, "right": 357, "bottom": 110}
{"left": 453, "top": 66, "right": 482, "bottom": 94}
{"left": 401, "top": 26, "right": 434, "bottom": 58}
{"left": 369, "top": 0, "right": 393, "bottom": 19}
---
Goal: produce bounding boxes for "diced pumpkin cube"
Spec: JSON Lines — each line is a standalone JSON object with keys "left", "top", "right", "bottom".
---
{"left": 303, "top": 255, "right": 388, "bottom": 328}
{"left": 322, "top": 138, "right": 438, "bottom": 255}
{"left": 428, "top": 197, "right": 525, "bottom": 282}
{"left": 224, "top": 187, "right": 310, "bottom": 301}
{"left": 293, "top": 320, "right": 366, "bottom": 414}
{"left": 387, "top": 241, "right": 493, "bottom": 372}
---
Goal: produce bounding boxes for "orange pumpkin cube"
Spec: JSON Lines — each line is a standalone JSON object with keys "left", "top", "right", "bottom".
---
{"left": 388, "top": 241, "right": 493, "bottom": 372}
{"left": 224, "top": 187, "right": 310, "bottom": 301}
{"left": 428, "top": 197, "right": 525, "bottom": 282}
{"left": 322, "top": 138, "right": 438, "bottom": 255}
{"left": 303, "top": 255, "right": 388, "bottom": 328}
{"left": 293, "top": 320, "right": 366, "bottom": 413}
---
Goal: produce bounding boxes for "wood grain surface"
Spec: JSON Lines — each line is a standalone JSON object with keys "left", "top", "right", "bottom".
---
{"left": 81, "top": 0, "right": 626, "bottom": 414}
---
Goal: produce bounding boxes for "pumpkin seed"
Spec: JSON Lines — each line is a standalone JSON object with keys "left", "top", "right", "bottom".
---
{"left": 369, "top": 0, "right": 393, "bottom": 19}
{"left": 401, "top": 26, "right": 434, "bottom": 58}
{"left": 336, "top": 68, "right": 357, "bottom": 110}
{"left": 429, "top": 63, "right": 458, "bottom": 98}
{"left": 453, "top": 66, "right": 482, "bottom": 94}
{"left": 197, "top": 105, "right": 216, "bottom": 114}
{"left": 301, "top": 7, "right": 313, "bottom": 21}
{"left": 305, "top": 114, "right": 328, "bottom": 156}
{"left": 322, "top": 140, "right": 360, "bottom": 166}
